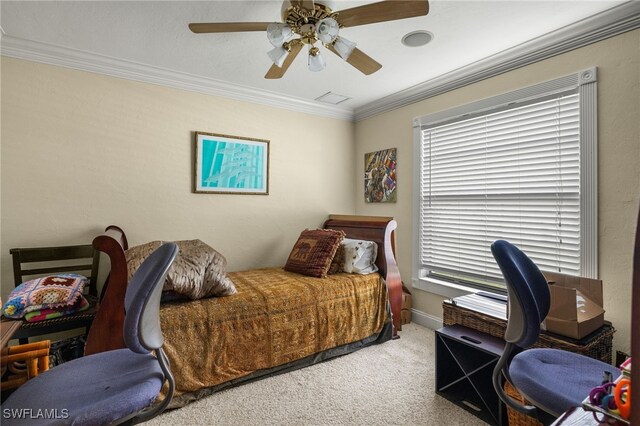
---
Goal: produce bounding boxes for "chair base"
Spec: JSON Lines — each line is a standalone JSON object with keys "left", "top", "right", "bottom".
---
{"left": 504, "top": 381, "right": 559, "bottom": 426}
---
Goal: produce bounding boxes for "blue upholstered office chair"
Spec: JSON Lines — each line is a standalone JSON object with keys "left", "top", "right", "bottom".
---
{"left": 2, "top": 242, "right": 179, "bottom": 425}
{"left": 490, "top": 240, "right": 620, "bottom": 424}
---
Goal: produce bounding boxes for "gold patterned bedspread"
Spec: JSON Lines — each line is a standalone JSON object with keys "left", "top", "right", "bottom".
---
{"left": 159, "top": 267, "right": 388, "bottom": 401}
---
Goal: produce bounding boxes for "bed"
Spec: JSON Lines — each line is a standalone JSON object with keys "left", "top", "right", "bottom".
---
{"left": 84, "top": 215, "right": 403, "bottom": 408}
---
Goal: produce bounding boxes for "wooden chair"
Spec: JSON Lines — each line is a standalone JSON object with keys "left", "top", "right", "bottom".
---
{"left": 3, "top": 244, "right": 178, "bottom": 425}
{"left": 8, "top": 244, "right": 100, "bottom": 343}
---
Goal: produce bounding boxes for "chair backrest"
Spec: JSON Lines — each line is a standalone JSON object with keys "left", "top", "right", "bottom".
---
{"left": 10, "top": 245, "right": 100, "bottom": 298}
{"left": 123, "top": 242, "right": 178, "bottom": 354}
{"left": 491, "top": 240, "right": 553, "bottom": 419}
{"left": 490, "top": 240, "right": 550, "bottom": 348}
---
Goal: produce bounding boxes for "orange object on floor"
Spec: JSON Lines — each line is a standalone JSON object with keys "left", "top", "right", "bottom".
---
{"left": 1, "top": 340, "right": 50, "bottom": 390}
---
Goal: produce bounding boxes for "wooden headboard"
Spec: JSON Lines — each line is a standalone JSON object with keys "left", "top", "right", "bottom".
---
{"left": 85, "top": 215, "right": 402, "bottom": 355}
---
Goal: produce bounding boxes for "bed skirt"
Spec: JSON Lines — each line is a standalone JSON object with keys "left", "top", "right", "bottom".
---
{"left": 169, "top": 319, "right": 392, "bottom": 408}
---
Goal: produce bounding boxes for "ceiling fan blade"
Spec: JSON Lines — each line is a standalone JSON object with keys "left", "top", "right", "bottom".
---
{"left": 289, "top": 0, "right": 315, "bottom": 11}
{"left": 327, "top": 46, "right": 382, "bottom": 75}
{"left": 337, "top": 0, "right": 429, "bottom": 28}
{"left": 265, "top": 42, "right": 304, "bottom": 79}
{"left": 189, "top": 22, "right": 271, "bottom": 33}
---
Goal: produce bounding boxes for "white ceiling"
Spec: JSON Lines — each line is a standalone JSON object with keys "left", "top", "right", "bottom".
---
{"left": 0, "top": 0, "right": 630, "bottom": 112}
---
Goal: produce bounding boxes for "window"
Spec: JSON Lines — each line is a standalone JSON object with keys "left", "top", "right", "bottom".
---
{"left": 413, "top": 69, "right": 597, "bottom": 294}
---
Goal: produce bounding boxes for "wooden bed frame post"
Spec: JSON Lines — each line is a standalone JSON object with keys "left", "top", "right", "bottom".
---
{"left": 84, "top": 226, "right": 129, "bottom": 355}
{"left": 383, "top": 220, "right": 402, "bottom": 338}
{"left": 324, "top": 215, "right": 403, "bottom": 339}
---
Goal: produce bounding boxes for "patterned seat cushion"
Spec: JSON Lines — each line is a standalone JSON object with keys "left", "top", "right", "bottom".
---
{"left": 24, "top": 296, "right": 90, "bottom": 322}
{"left": 2, "top": 274, "right": 87, "bottom": 319}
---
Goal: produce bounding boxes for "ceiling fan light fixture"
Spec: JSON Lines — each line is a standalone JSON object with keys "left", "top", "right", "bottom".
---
{"left": 267, "top": 45, "right": 290, "bottom": 68}
{"left": 316, "top": 17, "right": 339, "bottom": 44}
{"left": 267, "top": 22, "right": 292, "bottom": 47}
{"left": 333, "top": 36, "right": 356, "bottom": 61}
{"left": 308, "top": 47, "right": 326, "bottom": 72}
{"left": 190, "top": 0, "right": 431, "bottom": 78}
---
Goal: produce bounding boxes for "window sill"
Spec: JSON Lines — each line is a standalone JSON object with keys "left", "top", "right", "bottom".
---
{"left": 411, "top": 276, "right": 477, "bottom": 299}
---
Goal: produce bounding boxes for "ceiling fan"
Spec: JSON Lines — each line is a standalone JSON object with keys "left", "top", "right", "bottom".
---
{"left": 189, "top": 0, "right": 430, "bottom": 79}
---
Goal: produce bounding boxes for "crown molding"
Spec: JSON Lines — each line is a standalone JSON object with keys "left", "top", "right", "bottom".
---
{"left": 0, "top": 36, "right": 355, "bottom": 122}
{"left": 354, "top": 1, "right": 640, "bottom": 121}
{"left": 2, "top": 2, "right": 638, "bottom": 124}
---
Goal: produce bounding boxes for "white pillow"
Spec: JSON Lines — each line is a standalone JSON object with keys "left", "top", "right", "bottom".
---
{"left": 342, "top": 238, "right": 379, "bottom": 274}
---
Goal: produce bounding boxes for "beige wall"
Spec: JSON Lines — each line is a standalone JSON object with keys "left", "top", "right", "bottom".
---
{"left": 0, "top": 57, "right": 355, "bottom": 298}
{"left": 2, "top": 30, "right": 639, "bottom": 353}
{"left": 355, "top": 29, "right": 640, "bottom": 353}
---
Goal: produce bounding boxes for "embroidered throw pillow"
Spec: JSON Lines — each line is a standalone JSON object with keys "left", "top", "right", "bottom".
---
{"left": 284, "top": 229, "right": 345, "bottom": 278}
{"left": 2, "top": 274, "right": 87, "bottom": 319}
{"left": 125, "top": 239, "right": 237, "bottom": 300}
{"left": 342, "top": 238, "right": 379, "bottom": 274}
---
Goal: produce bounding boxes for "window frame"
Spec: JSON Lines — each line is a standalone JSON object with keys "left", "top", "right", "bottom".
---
{"left": 412, "top": 68, "right": 598, "bottom": 297}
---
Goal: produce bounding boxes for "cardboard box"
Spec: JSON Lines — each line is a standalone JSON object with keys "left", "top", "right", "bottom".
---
{"left": 543, "top": 271, "right": 605, "bottom": 339}
{"left": 401, "top": 286, "right": 412, "bottom": 325}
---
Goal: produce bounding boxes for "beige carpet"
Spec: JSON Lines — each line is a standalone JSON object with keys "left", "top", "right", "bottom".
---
{"left": 150, "top": 323, "right": 487, "bottom": 426}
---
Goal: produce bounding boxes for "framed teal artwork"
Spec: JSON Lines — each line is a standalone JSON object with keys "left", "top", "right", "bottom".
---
{"left": 194, "top": 131, "right": 270, "bottom": 194}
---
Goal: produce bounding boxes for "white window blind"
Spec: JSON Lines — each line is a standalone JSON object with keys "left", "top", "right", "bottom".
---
{"left": 420, "top": 91, "right": 581, "bottom": 289}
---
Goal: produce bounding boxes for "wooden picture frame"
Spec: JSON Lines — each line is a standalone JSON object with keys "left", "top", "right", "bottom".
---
{"left": 194, "top": 131, "right": 269, "bottom": 195}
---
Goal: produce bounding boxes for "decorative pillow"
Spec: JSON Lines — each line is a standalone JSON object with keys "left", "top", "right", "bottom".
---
{"left": 342, "top": 238, "right": 379, "bottom": 274}
{"left": 284, "top": 229, "right": 345, "bottom": 278}
{"left": 125, "top": 239, "right": 237, "bottom": 300}
{"left": 327, "top": 243, "right": 345, "bottom": 275}
{"left": 2, "top": 274, "right": 87, "bottom": 319}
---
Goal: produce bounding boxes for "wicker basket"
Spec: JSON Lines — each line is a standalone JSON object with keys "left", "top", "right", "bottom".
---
{"left": 442, "top": 301, "right": 614, "bottom": 363}
{"left": 504, "top": 381, "right": 543, "bottom": 426}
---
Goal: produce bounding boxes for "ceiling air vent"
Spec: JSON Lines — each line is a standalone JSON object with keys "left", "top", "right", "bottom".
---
{"left": 315, "top": 92, "right": 351, "bottom": 105}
